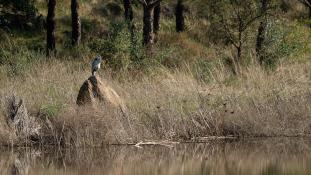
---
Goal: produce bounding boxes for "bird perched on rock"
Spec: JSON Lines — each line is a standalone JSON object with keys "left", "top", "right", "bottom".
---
{"left": 92, "top": 55, "right": 102, "bottom": 76}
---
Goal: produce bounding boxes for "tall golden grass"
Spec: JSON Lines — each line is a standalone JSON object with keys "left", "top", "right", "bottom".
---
{"left": 0, "top": 54, "right": 310, "bottom": 146}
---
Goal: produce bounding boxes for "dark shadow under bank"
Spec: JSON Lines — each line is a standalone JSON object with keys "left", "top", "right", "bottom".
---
{"left": 1, "top": 137, "right": 311, "bottom": 175}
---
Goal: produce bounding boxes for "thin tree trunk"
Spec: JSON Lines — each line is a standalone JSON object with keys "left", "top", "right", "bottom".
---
{"left": 233, "top": 46, "right": 241, "bottom": 75}
{"left": 309, "top": 1, "right": 311, "bottom": 28}
{"left": 123, "top": 0, "right": 135, "bottom": 44}
{"left": 175, "top": 0, "right": 185, "bottom": 32}
{"left": 46, "top": 0, "right": 56, "bottom": 56}
{"left": 256, "top": 0, "right": 268, "bottom": 64}
{"left": 237, "top": 23, "right": 243, "bottom": 62}
{"left": 123, "top": 0, "right": 133, "bottom": 22}
{"left": 153, "top": 2, "right": 161, "bottom": 34}
{"left": 123, "top": 0, "right": 138, "bottom": 60}
{"left": 237, "top": 46, "right": 242, "bottom": 61}
{"left": 71, "top": 0, "right": 81, "bottom": 46}
{"left": 143, "top": 5, "right": 154, "bottom": 46}
{"left": 256, "top": 21, "right": 266, "bottom": 64}
{"left": 233, "top": 28, "right": 243, "bottom": 75}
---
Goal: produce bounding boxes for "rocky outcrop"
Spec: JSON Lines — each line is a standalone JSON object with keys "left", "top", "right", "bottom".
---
{"left": 6, "top": 96, "right": 41, "bottom": 141}
{"left": 76, "top": 75, "right": 127, "bottom": 113}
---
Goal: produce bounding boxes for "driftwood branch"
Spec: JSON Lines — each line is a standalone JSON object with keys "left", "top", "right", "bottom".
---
{"left": 134, "top": 141, "right": 179, "bottom": 148}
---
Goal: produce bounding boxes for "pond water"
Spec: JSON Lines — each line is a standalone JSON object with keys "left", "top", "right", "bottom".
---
{"left": 1, "top": 138, "right": 311, "bottom": 175}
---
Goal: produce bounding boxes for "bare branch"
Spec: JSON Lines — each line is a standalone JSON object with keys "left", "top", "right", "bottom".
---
{"left": 138, "top": 0, "right": 147, "bottom": 6}
{"left": 219, "top": 16, "right": 239, "bottom": 49}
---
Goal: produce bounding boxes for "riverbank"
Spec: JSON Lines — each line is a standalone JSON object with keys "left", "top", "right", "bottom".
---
{"left": 0, "top": 58, "right": 310, "bottom": 147}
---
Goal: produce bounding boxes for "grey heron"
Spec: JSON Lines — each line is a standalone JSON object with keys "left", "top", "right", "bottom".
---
{"left": 92, "top": 55, "right": 102, "bottom": 76}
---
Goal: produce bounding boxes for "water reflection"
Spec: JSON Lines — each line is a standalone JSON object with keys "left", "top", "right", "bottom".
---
{"left": 1, "top": 138, "right": 311, "bottom": 175}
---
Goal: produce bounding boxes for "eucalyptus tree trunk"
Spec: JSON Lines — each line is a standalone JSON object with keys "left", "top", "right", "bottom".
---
{"left": 256, "top": 0, "right": 268, "bottom": 64}
{"left": 46, "top": 0, "right": 56, "bottom": 56}
{"left": 123, "top": 0, "right": 138, "bottom": 60}
{"left": 123, "top": 0, "right": 133, "bottom": 22}
{"left": 153, "top": 2, "right": 161, "bottom": 34}
{"left": 123, "top": 0, "right": 135, "bottom": 42}
{"left": 143, "top": 4, "right": 155, "bottom": 46}
{"left": 71, "top": 0, "right": 81, "bottom": 46}
{"left": 141, "top": 0, "right": 161, "bottom": 46}
{"left": 175, "top": 0, "right": 185, "bottom": 32}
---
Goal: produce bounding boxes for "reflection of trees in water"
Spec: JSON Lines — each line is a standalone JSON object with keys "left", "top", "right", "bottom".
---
{"left": 9, "top": 156, "right": 29, "bottom": 175}
{"left": 0, "top": 138, "right": 311, "bottom": 175}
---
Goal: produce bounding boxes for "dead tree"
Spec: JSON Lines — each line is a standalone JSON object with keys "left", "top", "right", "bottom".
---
{"left": 71, "top": 0, "right": 81, "bottom": 46}
{"left": 175, "top": 0, "right": 185, "bottom": 32}
{"left": 139, "top": 0, "right": 161, "bottom": 46}
{"left": 256, "top": 0, "right": 268, "bottom": 65}
{"left": 46, "top": 0, "right": 56, "bottom": 56}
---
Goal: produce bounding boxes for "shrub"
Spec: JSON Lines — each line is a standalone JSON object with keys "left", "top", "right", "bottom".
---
{"left": 0, "top": 43, "right": 43, "bottom": 76}
{"left": 0, "top": 0, "right": 43, "bottom": 30}
{"left": 39, "top": 102, "right": 63, "bottom": 118}
{"left": 88, "top": 21, "right": 144, "bottom": 71}
{"left": 261, "top": 19, "right": 308, "bottom": 69}
{"left": 192, "top": 59, "right": 214, "bottom": 83}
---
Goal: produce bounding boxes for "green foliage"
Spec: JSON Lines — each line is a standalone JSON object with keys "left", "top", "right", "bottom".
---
{"left": 261, "top": 19, "right": 308, "bottom": 69}
{"left": 207, "top": 0, "right": 260, "bottom": 43}
{"left": 88, "top": 21, "right": 144, "bottom": 71}
{"left": 102, "top": 2, "right": 123, "bottom": 17}
{"left": 0, "top": 0, "right": 310, "bottom": 76}
{"left": 192, "top": 59, "right": 214, "bottom": 83}
{"left": 2, "top": 49, "right": 42, "bottom": 77}
{"left": 40, "top": 102, "right": 63, "bottom": 118}
{"left": 0, "top": 0, "right": 43, "bottom": 29}
{"left": 0, "top": 35, "right": 43, "bottom": 76}
{"left": 156, "top": 47, "right": 177, "bottom": 67}
{"left": 0, "top": 0, "right": 37, "bottom": 17}
{"left": 81, "top": 18, "right": 102, "bottom": 35}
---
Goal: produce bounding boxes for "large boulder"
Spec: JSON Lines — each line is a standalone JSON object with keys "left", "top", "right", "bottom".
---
{"left": 76, "top": 75, "right": 127, "bottom": 113}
